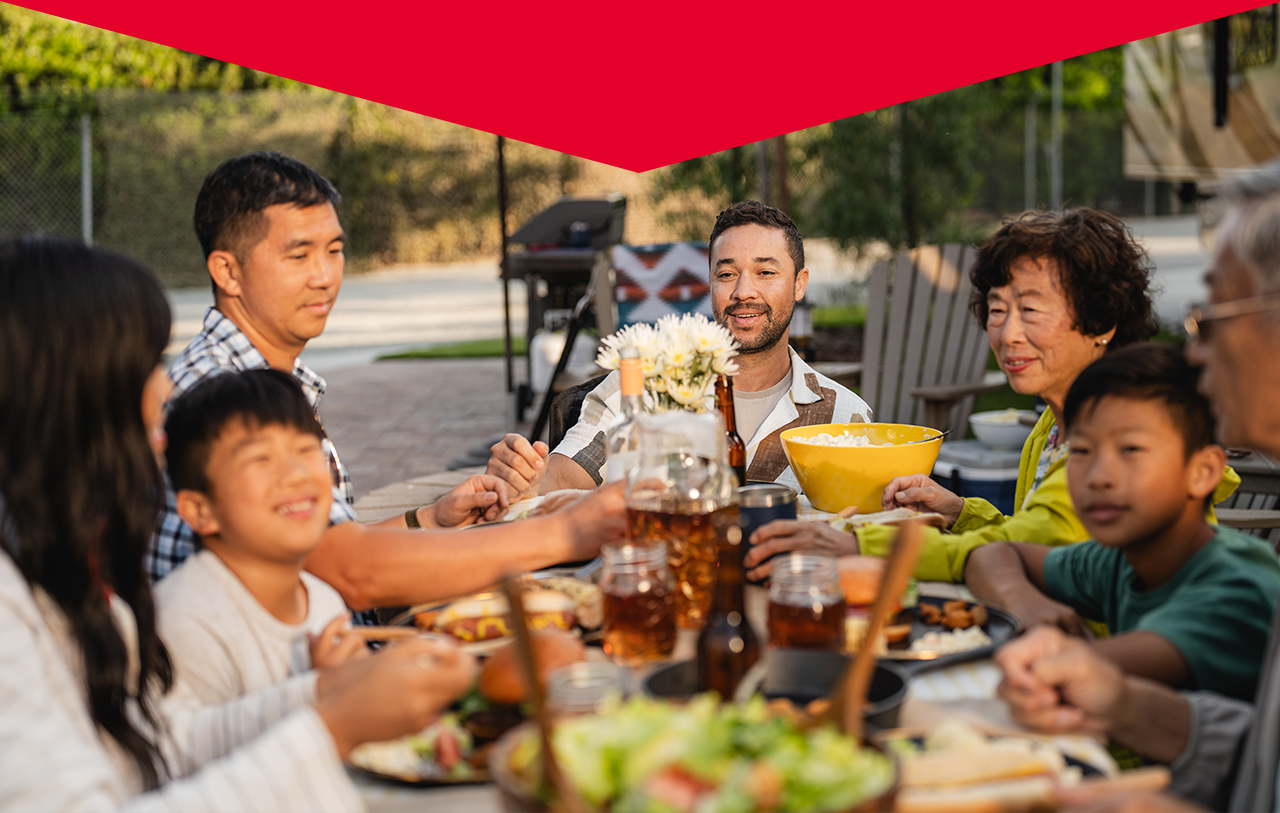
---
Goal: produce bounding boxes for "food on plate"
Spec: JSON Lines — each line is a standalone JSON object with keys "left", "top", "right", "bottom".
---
{"left": 522, "top": 589, "right": 577, "bottom": 632}
{"left": 527, "top": 488, "right": 592, "bottom": 517}
{"left": 425, "top": 589, "right": 576, "bottom": 643}
{"left": 909, "top": 626, "right": 992, "bottom": 655}
{"left": 791, "top": 432, "right": 892, "bottom": 448}
{"left": 348, "top": 713, "right": 477, "bottom": 782}
{"left": 478, "top": 629, "right": 586, "bottom": 705}
{"left": 831, "top": 507, "right": 948, "bottom": 531}
{"left": 918, "top": 600, "right": 987, "bottom": 630}
{"left": 530, "top": 576, "right": 604, "bottom": 630}
{"left": 888, "top": 720, "right": 1127, "bottom": 813}
{"left": 507, "top": 694, "right": 894, "bottom": 812}
{"left": 434, "top": 594, "right": 513, "bottom": 642}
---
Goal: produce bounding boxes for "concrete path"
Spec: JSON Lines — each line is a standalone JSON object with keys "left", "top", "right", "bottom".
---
{"left": 317, "top": 357, "right": 527, "bottom": 498}
{"left": 166, "top": 259, "right": 528, "bottom": 373}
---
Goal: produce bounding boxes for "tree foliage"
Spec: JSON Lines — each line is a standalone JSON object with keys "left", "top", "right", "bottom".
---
{"left": 651, "top": 46, "right": 1130, "bottom": 252}
{"left": 0, "top": 4, "right": 305, "bottom": 112}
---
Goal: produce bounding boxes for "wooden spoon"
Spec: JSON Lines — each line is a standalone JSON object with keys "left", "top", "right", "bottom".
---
{"left": 824, "top": 520, "right": 926, "bottom": 740}
{"left": 500, "top": 574, "right": 588, "bottom": 813}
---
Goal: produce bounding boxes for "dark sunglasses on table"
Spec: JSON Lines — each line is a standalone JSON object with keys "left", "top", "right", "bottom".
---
{"left": 1184, "top": 293, "right": 1280, "bottom": 341}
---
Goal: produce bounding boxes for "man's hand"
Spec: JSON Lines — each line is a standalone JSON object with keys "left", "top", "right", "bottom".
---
{"left": 556, "top": 481, "right": 628, "bottom": 561}
{"left": 881, "top": 474, "right": 965, "bottom": 526}
{"left": 308, "top": 614, "right": 372, "bottom": 670}
{"left": 424, "top": 474, "right": 510, "bottom": 527}
{"left": 486, "top": 433, "right": 549, "bottom": 501}
{"left": 743, "top": 520, "right": 858, "bottom": 581}
{"left": 995, "top": 625, "right": 1123, "bottom": 736}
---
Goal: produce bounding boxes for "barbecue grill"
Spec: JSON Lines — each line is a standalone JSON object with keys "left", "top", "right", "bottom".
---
{"left": 500, "top": 195, "right": 626, "bottom": 431}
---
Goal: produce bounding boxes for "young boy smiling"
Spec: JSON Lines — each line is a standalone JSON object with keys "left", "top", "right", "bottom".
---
{"left": 966, "top": 343, "right": 1280, "bottom": 701}
{"left": 156, "top": 369, "right": 366, "bottom": 705}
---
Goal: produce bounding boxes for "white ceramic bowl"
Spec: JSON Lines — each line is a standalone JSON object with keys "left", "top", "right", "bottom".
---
{"left": 969, "top": 409, "right": 1039, "bottom": 450}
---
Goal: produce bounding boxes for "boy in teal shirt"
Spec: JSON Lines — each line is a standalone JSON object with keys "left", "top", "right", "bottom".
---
{"left": 966, "top": 343, "right": 1280, "bottom": 701}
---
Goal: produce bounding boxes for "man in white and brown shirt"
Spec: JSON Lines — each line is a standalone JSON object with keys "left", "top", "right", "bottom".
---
{"left": 486, "top": 200, "right": 872, "bottom": 497}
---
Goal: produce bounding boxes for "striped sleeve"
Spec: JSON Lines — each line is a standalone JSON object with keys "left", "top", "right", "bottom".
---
{"left": 163, "top": 671, "right": 319, "bottom": 775}
{"left": 0, "top": 582, "right": 356, "bottom": 812}
{"left": 121, "top": 710, "right": 362, "bottom": 813}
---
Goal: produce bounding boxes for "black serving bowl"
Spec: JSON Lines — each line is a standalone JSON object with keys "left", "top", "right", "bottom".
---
{"left": 641, "top": 648, "right": 910, "bottom": 731}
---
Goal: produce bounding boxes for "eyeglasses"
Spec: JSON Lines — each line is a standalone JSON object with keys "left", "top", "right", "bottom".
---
{"left": 1184, "top": 293, "right": 1280, "bottom": 341}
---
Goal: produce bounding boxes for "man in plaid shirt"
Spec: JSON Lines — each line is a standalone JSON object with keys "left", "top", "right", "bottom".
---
{"left": 150, "top": 152, "right": 627, "bottom": 611}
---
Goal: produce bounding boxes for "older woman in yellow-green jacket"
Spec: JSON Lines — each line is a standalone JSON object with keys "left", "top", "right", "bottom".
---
{"left": 743, "top": 208, "right": 1239, "bottom": 583}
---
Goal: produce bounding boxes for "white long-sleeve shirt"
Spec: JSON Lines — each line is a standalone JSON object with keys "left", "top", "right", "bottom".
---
{"left": 155, "top": 550, "right": 348, "bottom": 707}
{"left": 0, "top": 551, "right": 362, "bottom": 812}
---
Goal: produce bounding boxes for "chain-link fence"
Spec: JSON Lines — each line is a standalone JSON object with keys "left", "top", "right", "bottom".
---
{"left": 0, "top": 85, "right": 1160, "bottom": 290}
{"left": 0, "top": 109, "right": 88, "bottom": 242}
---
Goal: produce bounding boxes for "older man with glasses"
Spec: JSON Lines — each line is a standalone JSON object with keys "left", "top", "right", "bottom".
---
{"left": 994, "top": 161, "right": 1280, "bottom": 813}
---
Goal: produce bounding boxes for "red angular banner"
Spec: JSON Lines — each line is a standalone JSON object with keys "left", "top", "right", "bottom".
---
{"left": 9, "top": 0, "right": 1267, "bottom": 171}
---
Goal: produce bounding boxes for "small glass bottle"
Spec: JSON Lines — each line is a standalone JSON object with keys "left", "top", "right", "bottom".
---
{"left": 605, "top": 347, "right": 644, "bottom": 483}
{"left": 696, "top": 523, "right": 760, "bottom": 697}
{"left": 714, "top": 375, "right": 747, "bottom": 487}
{"left": 599, "top": 542, "right": 678, "bottom": 665}
{"left": 767, "top": 553, "right": 847, "bottom": 651}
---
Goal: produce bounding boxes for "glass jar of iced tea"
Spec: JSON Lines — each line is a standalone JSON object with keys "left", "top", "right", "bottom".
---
{"left": 599, "top": 542, "right": 678, "bottom": 665}
{"left": 626, "top": 411, "right": 738, "bottom": 630}
{"left": 767, "top": 553, "right": 847, "bottom": 651}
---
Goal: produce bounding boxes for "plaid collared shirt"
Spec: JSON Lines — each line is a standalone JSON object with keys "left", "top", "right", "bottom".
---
{"left": 147, "top": 307, "right": 358, "bottom": 584}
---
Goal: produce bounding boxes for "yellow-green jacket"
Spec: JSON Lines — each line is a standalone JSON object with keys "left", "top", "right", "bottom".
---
{"left": 857, "top": 409, "right": 1241, "bottom": 582}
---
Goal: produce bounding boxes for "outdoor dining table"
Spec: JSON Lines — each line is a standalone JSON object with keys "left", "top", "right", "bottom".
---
{"left": 353, "top": 476, "right": 1015, "bottom": 813}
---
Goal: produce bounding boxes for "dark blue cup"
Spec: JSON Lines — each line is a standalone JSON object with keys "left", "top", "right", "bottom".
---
{"left": 738, "top": 483, "right": 797, "bottom": 583}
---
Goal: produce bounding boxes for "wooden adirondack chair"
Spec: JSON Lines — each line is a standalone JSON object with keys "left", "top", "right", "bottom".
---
{"left": 814, "top": 244, "right": 1006, "bottom": 438}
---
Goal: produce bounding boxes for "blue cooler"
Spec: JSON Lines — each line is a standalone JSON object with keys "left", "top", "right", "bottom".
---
{"left": 931, "top": 440, "right": 1022, "bottom": 515}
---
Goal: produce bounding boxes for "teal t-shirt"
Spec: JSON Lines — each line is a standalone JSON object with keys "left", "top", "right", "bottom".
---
{"left": 1043, "top": 526, "right": 1280, "bottom": 701}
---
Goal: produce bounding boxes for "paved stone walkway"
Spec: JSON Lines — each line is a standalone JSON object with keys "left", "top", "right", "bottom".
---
{"left": 317, "top": 357, "right": 531, "bottom": 499}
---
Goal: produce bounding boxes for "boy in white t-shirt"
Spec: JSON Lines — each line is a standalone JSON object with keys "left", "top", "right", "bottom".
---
{"left": 156, "top": 369, "right": 367, "bottom": 706}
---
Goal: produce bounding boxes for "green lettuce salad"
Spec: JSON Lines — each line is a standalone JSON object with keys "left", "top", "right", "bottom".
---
{"left": 511, "top": 694, "right": 894, "bottom": 812}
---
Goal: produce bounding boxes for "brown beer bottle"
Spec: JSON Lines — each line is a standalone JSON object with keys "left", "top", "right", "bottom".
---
{"left": 715, "top": 375, "right": 747, "bottom": 487}
{"left": 695, "top": 524, "right": 760, "bottom": 698}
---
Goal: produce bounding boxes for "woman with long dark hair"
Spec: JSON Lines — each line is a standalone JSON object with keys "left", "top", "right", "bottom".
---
{"left": 0, "top": 237, "right": 474, "bottom": 809}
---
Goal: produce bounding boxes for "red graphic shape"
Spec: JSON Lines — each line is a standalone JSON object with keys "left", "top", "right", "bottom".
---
{"left": 9, "top": 1, "right": 1260, "bottom": 171}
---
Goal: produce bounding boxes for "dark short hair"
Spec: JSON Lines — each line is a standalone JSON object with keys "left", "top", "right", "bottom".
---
{"left": 193, "top": 151, "right": 342, "bottom": 260}
{"left": 708, "top": 200, "right": 805, "bottom": 275}
{"left": 1063, "top": 342, "right": 1216, "bottom": 456}
{"left": 165, "top": 369, "right": 324, "bottom": 495}
{"left": 969, "top": 208, "right": 1159, "bottom": 349}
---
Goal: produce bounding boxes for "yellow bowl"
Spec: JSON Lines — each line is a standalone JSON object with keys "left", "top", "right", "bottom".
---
{"left": 780, "top": 423, "right": 944, "bottom": 514}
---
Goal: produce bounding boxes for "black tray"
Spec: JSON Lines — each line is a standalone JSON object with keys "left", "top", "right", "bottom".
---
{"left": 882, "top": 596, "right": 1021, "bottom": 676}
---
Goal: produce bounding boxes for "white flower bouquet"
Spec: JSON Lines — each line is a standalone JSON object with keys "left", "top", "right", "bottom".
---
{"left": 596, "top": 314, "right": 739, "bottom": 412}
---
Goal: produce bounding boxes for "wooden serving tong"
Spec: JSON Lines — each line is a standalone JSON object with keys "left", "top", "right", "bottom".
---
{"left": 501, "top": 574, "right": 588, "bottom": 813}
{"left": 823, "top": 520, "right": 926, "bottom": 741}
